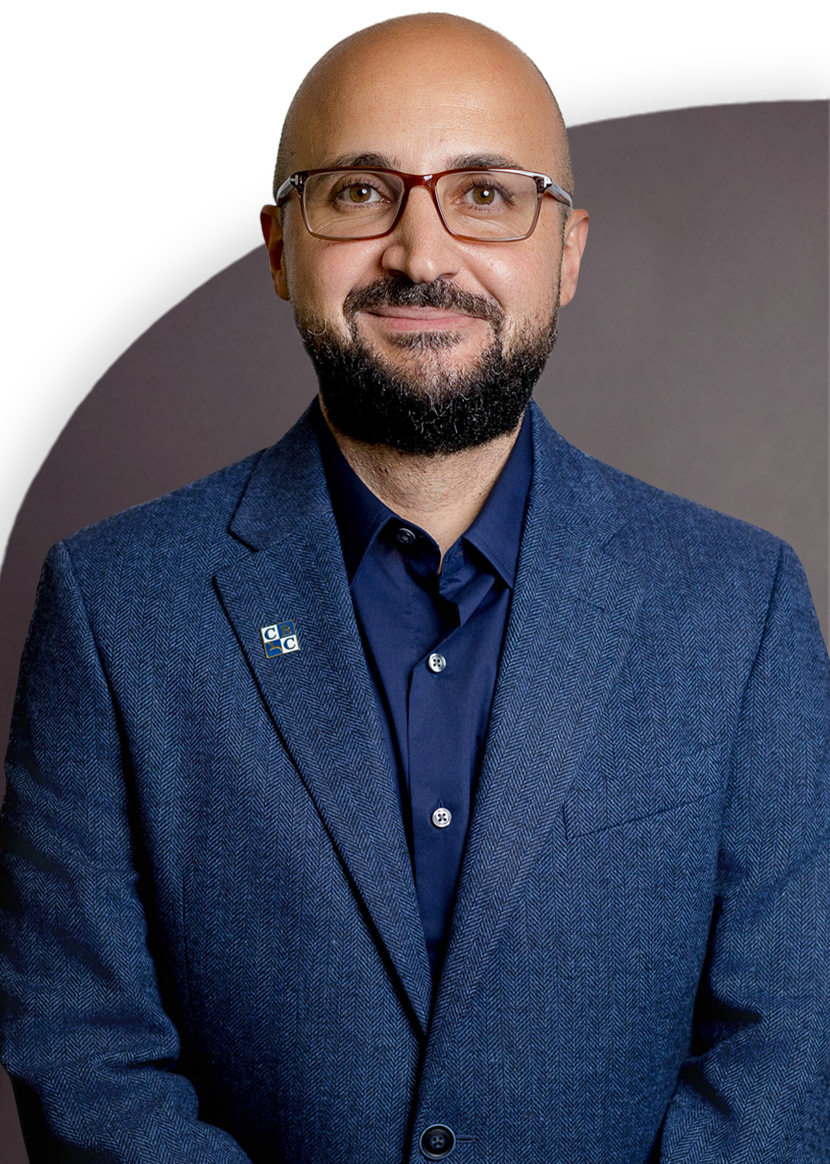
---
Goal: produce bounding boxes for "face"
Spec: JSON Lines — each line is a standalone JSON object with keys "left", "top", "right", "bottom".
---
{"left": 261, "top": 24, "right": 589, "bottom": 453}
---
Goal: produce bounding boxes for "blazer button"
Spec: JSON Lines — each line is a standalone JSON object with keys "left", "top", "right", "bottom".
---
{"left": 420, "top": 1124, "right": 456, "bottom": 1159}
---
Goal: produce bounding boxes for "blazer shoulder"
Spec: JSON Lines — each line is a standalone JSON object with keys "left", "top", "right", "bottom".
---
{"left": 56, "top": 403, "right": 324, "bottom": 585}
{"left": 529, "top": 404, "right": 791, "bottom": 603}
{"left": 59, "top": 449, "right": 263, "bottom": 572}
{"left": 39, "top": 405, "right": 323, "bottom": 628}
{"left": 598, "top": 450, "right": 781, "bottom": 559}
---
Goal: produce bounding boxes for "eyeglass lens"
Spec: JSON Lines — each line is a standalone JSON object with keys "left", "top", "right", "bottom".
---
{"left": 302, "top": 170, "right": 541, "bottom": 240}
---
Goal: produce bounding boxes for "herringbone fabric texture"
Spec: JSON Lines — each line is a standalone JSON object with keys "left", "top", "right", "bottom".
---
{"left": 1, "top": 402, "right": 828, "bottom": 1162}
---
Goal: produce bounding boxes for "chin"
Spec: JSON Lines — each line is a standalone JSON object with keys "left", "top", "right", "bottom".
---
{"left": 364, "top": 324, "right": 498, "bottom": 378}
{"left": 383, "top": 344, "right": 497, "bottom": 382}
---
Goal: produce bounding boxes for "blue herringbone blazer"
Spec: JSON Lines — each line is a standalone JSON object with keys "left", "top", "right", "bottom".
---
{"left": 1, "top": 402, "right": 829, "bottom": 1163}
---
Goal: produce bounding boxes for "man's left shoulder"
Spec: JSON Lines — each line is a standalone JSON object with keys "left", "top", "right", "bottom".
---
{"left": 528, "top": 404, "right": 813, "bottom": 631}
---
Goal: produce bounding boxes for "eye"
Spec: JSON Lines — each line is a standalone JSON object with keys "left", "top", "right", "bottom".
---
{"left": 338, "top": 182, "right": 381, "bottom": 204}
{"left": 469, "top": 184, "right": 500, "bottom": 206}
{"left": 330, "top": 176, "right": 394, "bottom": 207}
{"left": 453, "top": 175, "right": 514, "bottom": 212}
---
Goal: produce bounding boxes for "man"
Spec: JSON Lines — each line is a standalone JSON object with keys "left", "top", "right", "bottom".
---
{"left": 1, "top": 12, "right": 828, "bottom": 1163}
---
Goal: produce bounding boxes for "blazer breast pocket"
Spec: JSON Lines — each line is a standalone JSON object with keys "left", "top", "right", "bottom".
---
{"left": 562, "top": 744, "right": 723, "bottom": 840}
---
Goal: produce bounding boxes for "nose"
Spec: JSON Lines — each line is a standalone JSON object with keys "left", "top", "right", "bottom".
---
{"left": 379, "top": 186, "right": 462, "bottom": 284}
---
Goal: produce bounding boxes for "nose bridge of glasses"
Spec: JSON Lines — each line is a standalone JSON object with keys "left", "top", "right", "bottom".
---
{"left": 392, "top": 173, "right": 453, "bottom": 237}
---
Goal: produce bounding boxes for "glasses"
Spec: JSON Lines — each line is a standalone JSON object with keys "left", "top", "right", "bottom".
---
{"left": 275, "top": 167, "right": 573, "bottom": 243}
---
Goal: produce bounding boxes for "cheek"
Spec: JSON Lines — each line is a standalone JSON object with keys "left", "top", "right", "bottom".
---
{"left": 284, "top": 238, "right": 383, "bottom": 321}
{"left": 481, "top": 255, "right": 560, "bottom": 325}
{"left": 472, "top": 233, "right": 561, "bottom": 315}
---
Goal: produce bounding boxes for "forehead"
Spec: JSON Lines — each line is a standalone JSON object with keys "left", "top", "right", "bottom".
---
{"left": 289, "top": 36, "right": 560, "bottom": 175}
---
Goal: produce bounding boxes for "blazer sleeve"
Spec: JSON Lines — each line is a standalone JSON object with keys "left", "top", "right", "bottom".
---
{"left": 0, "top": 542, "right": 254, "bottom": 1163}
{"left": 658, "top": 541, "right": 830, "bottom": 1161}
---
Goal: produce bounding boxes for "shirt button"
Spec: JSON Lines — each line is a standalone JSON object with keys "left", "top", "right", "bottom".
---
{"left": 427, "top": 653, "right": 446, "bottom": 673}
{"left": 431, "top": 808, "right": 452, "bottom": 829}
{"left": 396, "top": 527, "right": 416, "bottom": 546}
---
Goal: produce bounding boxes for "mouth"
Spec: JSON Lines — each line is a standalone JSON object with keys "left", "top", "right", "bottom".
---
{"left": 360, "top": 306, "right": 486, "bottom": 335}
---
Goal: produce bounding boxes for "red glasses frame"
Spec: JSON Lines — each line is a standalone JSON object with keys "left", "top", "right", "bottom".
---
{"left": 275, "top": 167, "right": 573, "bottom": 242}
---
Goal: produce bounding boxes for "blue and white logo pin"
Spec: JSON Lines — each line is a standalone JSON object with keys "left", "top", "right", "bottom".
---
{"left": 260, "top": 621, "right": 300, "bottom": 658}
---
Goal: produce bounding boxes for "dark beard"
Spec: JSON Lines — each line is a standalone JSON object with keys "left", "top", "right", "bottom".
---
{"left": 294, "top": 276, "right": 557, "bottom": 455}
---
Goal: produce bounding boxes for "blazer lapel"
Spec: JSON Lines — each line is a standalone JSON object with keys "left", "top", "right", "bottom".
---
{"left": 214, "top": 409, "right": 432, "bottom": 1035}
{"left": 428, "top": 407, "right": 647, "bottom": 1048}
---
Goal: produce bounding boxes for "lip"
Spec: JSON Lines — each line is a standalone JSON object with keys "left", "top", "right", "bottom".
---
{"left": 361, "top": 306, "right": 481, "bottom": 331}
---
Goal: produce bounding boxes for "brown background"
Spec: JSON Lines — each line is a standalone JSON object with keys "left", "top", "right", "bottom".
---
{"left": 1, "top": 103, "right": 828, "bottom": 1159}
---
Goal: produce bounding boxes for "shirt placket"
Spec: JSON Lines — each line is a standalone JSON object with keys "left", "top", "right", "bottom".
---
{"left": 406, "top": 554, "right": 496, "bottom": 969}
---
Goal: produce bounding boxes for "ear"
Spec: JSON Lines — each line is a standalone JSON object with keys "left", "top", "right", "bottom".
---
{"left": 260, "top": 205, "right": 289, "bottom": 300}
{"left": 558, "top": 208, "right": 589, "bottom": 308}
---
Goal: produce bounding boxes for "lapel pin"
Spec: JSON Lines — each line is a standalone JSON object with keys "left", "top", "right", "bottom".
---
{"left": 260, "top": 621, "right": 300, "bottom": 658}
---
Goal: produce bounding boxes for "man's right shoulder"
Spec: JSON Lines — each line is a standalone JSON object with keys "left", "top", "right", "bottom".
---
{"left": 59, "top": 448, "right": 263, "bottom": 570}
{"left": 53, "top": 403, "right": 324, "bottom": 590}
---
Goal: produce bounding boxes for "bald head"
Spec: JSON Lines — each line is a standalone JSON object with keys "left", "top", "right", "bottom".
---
{"left": 273, "top": 14, "right": 573, "bottom": 200}
{"left": 261, "top": 12, "right": 590, "bottom": 456}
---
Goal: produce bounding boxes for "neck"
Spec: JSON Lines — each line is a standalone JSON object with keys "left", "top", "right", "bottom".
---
{"left": 319, "top": 396, "right": 524, "bottom": 564}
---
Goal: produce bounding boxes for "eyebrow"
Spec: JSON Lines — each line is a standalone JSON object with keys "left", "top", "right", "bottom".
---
{"left": 448, "top": 152, "right": 525, "bottom": 171}
{"left": 321, "top": 151, "right": 527, "bottom": 173}
{"left": 326, "top": 152, "right": 398, "bottom": 170}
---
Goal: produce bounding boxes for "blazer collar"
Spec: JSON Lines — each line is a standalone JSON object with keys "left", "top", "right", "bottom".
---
{"left": 219, "top": 402, "right": 433, "bottom": 1035}
{"left": 227, "top": 398, "right": 635, "bottom": 593}
{"left": 423, "top": 403, "right": 649, "bottom": 1064}
{"left": 227, "top": 400, "right": 333, "bottom": 552}
{"left": 220, "top": 399, "right": 647, "bottom": 1048}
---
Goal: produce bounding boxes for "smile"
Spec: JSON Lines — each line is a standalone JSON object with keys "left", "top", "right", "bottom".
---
{"left": 362, "top": 306, "right": 483, "bottom": 332}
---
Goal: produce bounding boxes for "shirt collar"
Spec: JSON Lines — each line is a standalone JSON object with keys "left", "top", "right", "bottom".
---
{"left": 313, "top": 398, "right": 533, "bottom": 589}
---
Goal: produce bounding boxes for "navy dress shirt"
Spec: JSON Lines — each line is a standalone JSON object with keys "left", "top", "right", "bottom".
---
{"left": 314, "top": 403, "right": 533, "bottom": 977}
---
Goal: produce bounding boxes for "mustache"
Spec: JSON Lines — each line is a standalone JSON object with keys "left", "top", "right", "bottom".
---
{"left": 343, "top": 277, "right": 503, "bottom": 327}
